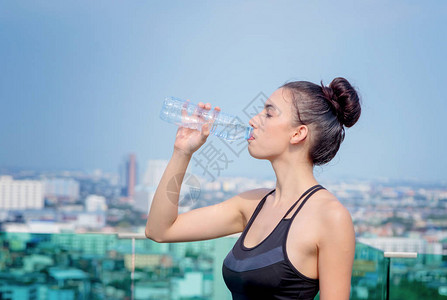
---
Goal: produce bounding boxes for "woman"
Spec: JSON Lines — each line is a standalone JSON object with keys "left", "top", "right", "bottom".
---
{"left": 146, "top": 77, "right": 361, "bottom": 299}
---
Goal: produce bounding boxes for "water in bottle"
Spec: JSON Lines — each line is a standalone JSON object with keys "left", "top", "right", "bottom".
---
{"left": 159, "top": 96, "right": 253, "bottom": 141}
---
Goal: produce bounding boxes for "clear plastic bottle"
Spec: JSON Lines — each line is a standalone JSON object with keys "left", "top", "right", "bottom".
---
{"left": 159, "top": 96, "right": 253, "bottom": 141}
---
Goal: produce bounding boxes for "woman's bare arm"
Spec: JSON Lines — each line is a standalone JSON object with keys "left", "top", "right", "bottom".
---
{"left": 317, "top": 201, "right": 355, "bottom": 300}
{"left": 145, "top": 148, "right": 266, "bottom": 243}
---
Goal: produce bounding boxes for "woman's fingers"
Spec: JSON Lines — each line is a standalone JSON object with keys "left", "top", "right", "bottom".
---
{"left": 202, "top": 122, "right": 211, "bottom": 137}
{"left": 193, "top": 102, "right": 203, "bottom": 118}
{"left": 181, "top": 100, "right": 190, "bottom": 119}
{"left": 201, "top": 103, "right": 219, "bottom": 137}
{"left": 183, "top": 101, "right": 221, "bottom": 134}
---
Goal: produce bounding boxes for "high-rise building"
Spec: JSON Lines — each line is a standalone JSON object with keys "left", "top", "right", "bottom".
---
{"left": 120, "top": 153, "right": 138, "bottom": 200}
{"left": 127, "top": 154, "right": 137, "bottom": 199}
{"left": 0, "top": 176, "right": 44, "bottom": 210}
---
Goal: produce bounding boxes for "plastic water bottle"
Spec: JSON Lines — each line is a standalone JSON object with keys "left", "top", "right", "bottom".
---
{"left": 160, "top": 96, "right": 253, "bottom": 141}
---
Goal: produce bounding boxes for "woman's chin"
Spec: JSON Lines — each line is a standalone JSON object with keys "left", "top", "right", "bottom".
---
{"left": 248, "top": 148, "right": 265, "bottom": 160}
{"left": 247, "top": 148, "right": 256, "bottom": 158}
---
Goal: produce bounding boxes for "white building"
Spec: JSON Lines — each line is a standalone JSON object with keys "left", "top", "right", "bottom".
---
{"left": 357, "top": 237, "right": 443, "bottom": 255}
{"left": 76, "top": 212, "right": 106, "bottom": 229}
{"left": 43, "top": 177, "right": 80, "bottom": 203}
{"left": 133, "top": 186, "right": 156, "bottom": 214}
{"left": 133, "top": 160, "right": 169, "bottom": 214}
{"left": 85, "top": 195, "right": 107, "bottom": 212}
{"left": 2, "top": 221, "right": 75, "bottom": 234}
{"left": 0, "top": 176, "right": 44, "bottom": 210}
{"left": 142, "top": 160, "right": 169, "bottom": 187}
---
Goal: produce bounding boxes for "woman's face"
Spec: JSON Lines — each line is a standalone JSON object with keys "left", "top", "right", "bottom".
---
{"left": 248, "top": 88, "right": 298, "bottom": 161}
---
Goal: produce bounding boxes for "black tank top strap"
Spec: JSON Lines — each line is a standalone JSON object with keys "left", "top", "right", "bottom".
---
{"left": 281, "top": 184, "right": 323, "bottom": 220}
{"left": 288, "top": 185, "right": 325, "bottom": 221}
{"left": 245, "top": 189, "right": 276, "bottom": 228}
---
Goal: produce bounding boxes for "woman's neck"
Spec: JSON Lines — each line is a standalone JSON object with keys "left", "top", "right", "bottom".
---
{"left": 270, "top": 157, "right": 318, "bottom": 207}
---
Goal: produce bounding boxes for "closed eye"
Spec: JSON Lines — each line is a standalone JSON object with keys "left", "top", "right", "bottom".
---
{"left": 264, "top": 103, "right": 275, "bottom": 118}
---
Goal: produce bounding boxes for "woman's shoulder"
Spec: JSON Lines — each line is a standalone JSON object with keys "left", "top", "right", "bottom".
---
{"left": 238, "top": 187, "right": 275, "bottom": 198}
{"left": 312, "top": 189, "right": 354, "bottom": 239}
{"left": 232, "top": 188, "right": 274, "bottom": 222}
{"left": 226, "top": 187, "right": 270, "bottom": 199}
{"left": 234, "top": 188, "right": 274, "bottom": 207}
{"left": 223, "top": 187, "right": 274, "bottom": 212}
{"left": 317, "top": 188, "right": 348, "bottom": 207}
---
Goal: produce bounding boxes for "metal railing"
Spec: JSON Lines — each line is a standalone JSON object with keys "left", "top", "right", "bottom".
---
{"left": 384, "top": 251, "right": 418, "bottom": 300}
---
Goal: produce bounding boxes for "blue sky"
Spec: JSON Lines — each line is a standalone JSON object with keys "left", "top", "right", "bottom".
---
{"left": 1, "top": 1, "right": 446, "bottom": 182}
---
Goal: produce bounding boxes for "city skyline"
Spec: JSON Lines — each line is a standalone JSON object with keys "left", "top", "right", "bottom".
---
{"left": 1, "top": 1, "right": 447, "bottom": 182}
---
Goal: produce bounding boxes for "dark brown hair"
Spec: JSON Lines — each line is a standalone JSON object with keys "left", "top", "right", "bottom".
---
{"left": 281, "top": 77, "right": 361, "bottom": 165}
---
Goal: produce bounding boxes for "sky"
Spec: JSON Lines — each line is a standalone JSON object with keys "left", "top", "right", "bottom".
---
{"left": 1, "top": 0, "right": 446, "bottom": 183}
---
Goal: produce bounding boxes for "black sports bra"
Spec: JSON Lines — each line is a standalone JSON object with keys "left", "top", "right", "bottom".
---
{"left": 222, "top": 185, "right": 325, "bottom": 299}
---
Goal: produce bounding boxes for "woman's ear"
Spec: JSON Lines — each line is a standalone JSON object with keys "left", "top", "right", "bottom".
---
{"left": 290, "top": 125, "right": 308, "bottom": 144}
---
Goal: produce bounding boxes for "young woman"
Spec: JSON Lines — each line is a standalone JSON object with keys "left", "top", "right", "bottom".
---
{"left": 146, "top": 77, "right": 361, "bottom": 300}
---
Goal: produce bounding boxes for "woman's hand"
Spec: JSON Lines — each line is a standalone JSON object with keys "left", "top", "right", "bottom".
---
{"left": 173, "top": 101, "right": 221, "bottom": 157}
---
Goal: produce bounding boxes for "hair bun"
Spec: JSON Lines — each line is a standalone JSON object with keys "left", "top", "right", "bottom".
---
{"left": 321, "top": 77, "right": 361, "bottom": 127}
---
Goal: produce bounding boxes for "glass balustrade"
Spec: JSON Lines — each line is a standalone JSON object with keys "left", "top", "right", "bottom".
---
{"left": 387, "top": 253, "right": 447, "bottom": 300}
{"left": 0, "top": 232, "right": 444, "bottom": 300}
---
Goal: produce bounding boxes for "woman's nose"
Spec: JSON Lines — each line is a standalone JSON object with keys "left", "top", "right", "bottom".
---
{"left": 249, "top": 117, "right": 257, "bottom": 129}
